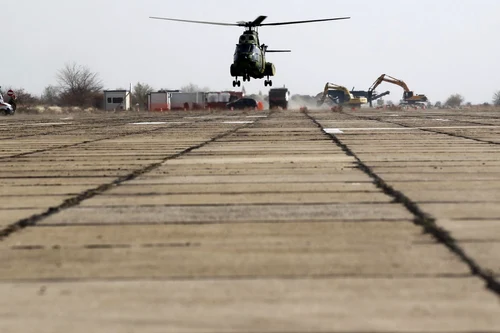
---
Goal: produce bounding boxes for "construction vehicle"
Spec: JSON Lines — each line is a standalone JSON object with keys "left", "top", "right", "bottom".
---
{"left": 368, "top": 74, "right": 428, "bottom": 107}
{"left": 317, "top": 83, "right": 368, "bottom": 110}
{"left": 351, "top": 88, "right": 390, "bottom": 106}
{"left": 269, "top": 87, "right": 290, "bottom": 110}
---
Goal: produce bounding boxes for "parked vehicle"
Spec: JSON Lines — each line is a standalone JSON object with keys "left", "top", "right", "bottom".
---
{"left": 269, "top": 87, "right": 290, "bottom": 110}
{"left": 0, "top": 89, "right": 16, "bottom": 115}
{"left": 206, "top": 91, "right": 243, "bottom": 109}
{"left": 226, "top": 98, "right": 258, "bottom": 110}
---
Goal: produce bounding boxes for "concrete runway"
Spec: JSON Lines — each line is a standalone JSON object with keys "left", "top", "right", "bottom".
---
{"left": 0, "top": 108, "right": 499, "bottom": 332}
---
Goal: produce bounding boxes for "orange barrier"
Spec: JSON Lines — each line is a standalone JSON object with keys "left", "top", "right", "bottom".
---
{"left": 257, "top": 101, "right": 264, "bottom": 111}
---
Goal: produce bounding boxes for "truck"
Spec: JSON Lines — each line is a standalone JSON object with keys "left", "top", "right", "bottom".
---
{"left": 269, "top": 87, "right": 290, "bottom": 110}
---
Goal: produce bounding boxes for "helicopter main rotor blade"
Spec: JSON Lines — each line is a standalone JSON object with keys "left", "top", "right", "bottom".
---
{"left": 149, "top": 16, "right": 241, "bottom": 26}
{"left": 250, "top": 15, "right": 268, "bottom": 27}
{"left": 266, "top": 50, "right": 292, "bottom": 53}
{"left": 260, "top": 17, "right": 350, "bottom": 26}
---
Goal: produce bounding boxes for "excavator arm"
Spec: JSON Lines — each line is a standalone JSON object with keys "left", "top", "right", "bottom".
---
{"left": 368, "top": 74, "right": 427, "bottom": 106}
{"left": 317, "top": 83, "right": 352, "bottom": 106}
{"left": 317, "top": 83, "right": 368, "bottom": 108}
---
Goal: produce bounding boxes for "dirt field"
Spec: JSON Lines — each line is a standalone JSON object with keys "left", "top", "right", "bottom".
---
{"left": 0, "top": 108, "right": 499, "bottom": 332}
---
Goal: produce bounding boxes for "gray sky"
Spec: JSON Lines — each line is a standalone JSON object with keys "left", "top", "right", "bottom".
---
{"left": 4, "top": 0, "right": 500, "bottom": 103}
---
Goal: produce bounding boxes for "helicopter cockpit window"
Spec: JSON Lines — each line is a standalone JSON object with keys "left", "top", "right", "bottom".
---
{"left": 237, "top": 44, "right": 253, "bottom": 53}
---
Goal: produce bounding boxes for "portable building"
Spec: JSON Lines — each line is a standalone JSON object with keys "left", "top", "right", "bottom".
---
{"left": 148, "top": 91, "right": 172, "bottom": 111}
{"left": 104, "top": 90, "right": 131, "bottom": 111}
{"left": 170, "top": 92, "right": 206, "bottom": 110}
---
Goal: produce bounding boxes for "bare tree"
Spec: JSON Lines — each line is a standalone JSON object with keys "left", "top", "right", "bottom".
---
{"left": 493, "top": 91, "right": 500, "bottom": 106}
{"left": 132, "top": 82, "right": 154, "bottom": 108}
{"left": 41, "top": 85, "right": 61, "bottom": 105}
{"left": 445, "top": 94, "right": 464, "bottom": 108}
{"left": 57, "top": 62, "right": 103, "bottom": 106}
{"left": 180, "top": 83, "right": 209, "bottom": 93}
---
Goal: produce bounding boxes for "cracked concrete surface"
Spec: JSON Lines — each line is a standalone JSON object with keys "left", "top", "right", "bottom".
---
{"left": 0, "top": 109, "right": 499, "bottom": 332}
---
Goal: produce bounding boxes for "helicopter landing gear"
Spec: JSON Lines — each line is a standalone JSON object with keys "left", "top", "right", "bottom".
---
{"left": 242, "top": 74, "right": 251, "bottom": 82}
{"left": 264, "top": 79, "right": 273, "bottom": 87}
{"left": 232, "top": 79, "right": 241, "bottom": 87}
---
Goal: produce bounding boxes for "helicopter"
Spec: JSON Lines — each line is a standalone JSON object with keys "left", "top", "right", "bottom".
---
{"left": 150, "top": 15, "right": 350, "bottom": 87}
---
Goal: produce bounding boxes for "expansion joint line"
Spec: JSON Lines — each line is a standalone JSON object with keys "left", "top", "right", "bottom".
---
{"left": 301, "top": 109, "right": 500, "bottom": 296}
{"left": 0, "top": 119, "right": 263, "bottom": 241}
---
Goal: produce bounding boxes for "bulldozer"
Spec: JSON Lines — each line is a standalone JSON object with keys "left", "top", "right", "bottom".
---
{"left": 317, "top": 83, "right": 368, "bottom": 111}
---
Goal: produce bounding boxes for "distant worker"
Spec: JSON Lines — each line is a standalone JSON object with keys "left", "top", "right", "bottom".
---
{"left": 7, "top": 90, "right": 17, "bottom": 112}
{"left": 7, "top": 89, "right": 16, "bottom": 99}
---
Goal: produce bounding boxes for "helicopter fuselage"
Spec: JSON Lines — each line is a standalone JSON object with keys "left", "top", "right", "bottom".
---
{"left": 230, "top": 30, "right": 275, "bottom": 87}
{"left": 231, "top": 43, "right": 265, "bottom": 78}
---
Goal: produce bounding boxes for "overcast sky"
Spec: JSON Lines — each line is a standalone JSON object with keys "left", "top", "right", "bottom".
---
{"left": 4, "top": 0, "right": 500, "bottom": 103}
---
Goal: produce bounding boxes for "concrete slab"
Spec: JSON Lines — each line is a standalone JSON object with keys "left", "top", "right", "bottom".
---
{"left": 160, "top": 155, "right": 355, "bottom": 165}
{"left": 0, "top": 209, "right": 47, "bottom": 228}
{"left": 0, "top": 196, "right": 72, "bottom": 209}
{"left": 388, "top": 180, "right": 500, "bottom": 191}
{"left": 106, "top": 182, "right": 379, "bottom": 195}
{"left": 454, "top": 242, "right": 500, "bottom": 275}
{"left": 79, "top": 192, "right": 393, "bottom": 206}
{"left": 377, "top": 172, "right": 500, "bottom": 182}
{"left": 130, "top": 173, "right": 373, "bottom": 184}
{"left": 0, "top": 223, "right": 467, "bottom": 280}
{"left": 0, "top": 186, "right": 95, "bottom": 196}
{"left": 0, "top": 278, "right": 498, "bottom": 333}
{"left": 0, "top": 171, "right": 133, "bottom": 177}
{"left": 403, "top": 190, "right": 500, "bottom": 202}
{"left": 0, "top": 178, "right": 116, "bottom": 186}
{"left": 1, "top": 109, "right": 500, "bottom": 332}
{"left": 420, "top": 203, "right": 500, "bottom": 219}
{"left": 39, "top": 203, "right": 413, "bottom": 225}
{"left": 438, "top": 219, "right": 500, "bottom": 241}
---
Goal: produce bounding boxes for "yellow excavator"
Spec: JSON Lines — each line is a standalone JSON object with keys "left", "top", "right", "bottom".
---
{"left": 317, "top": 83, "right": 368, "bottom": 110}
{"left": 368, "top": 74, "right": 428, "bottom": 107}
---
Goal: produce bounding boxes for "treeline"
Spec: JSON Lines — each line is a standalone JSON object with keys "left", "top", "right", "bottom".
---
{"left": 3, "top": 62, "right": 500, "bottom": 109}
{"left": 433, "top": 92, "right": 500, "bottom": 109}
{"left": 3, "top": 63, "right": 104, "bottom": 108}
